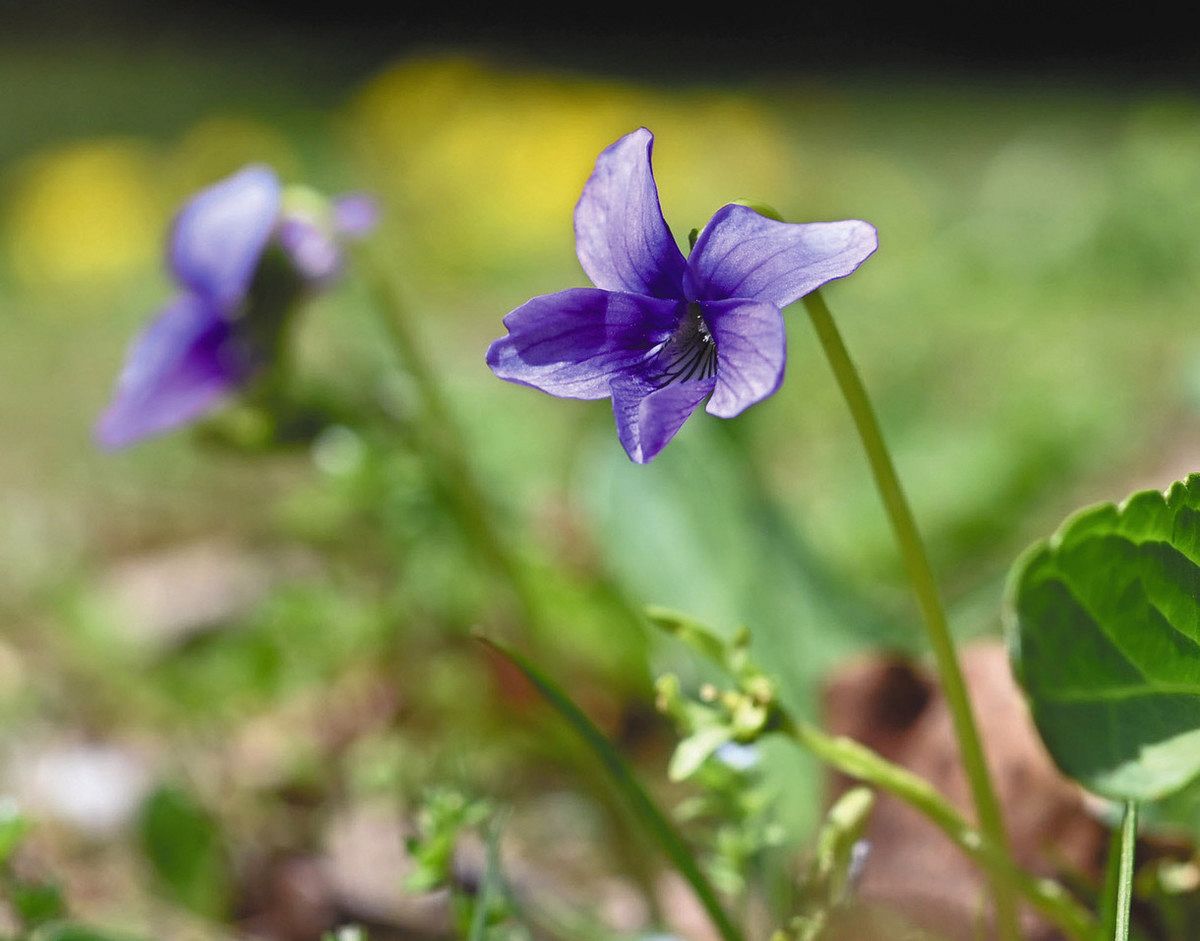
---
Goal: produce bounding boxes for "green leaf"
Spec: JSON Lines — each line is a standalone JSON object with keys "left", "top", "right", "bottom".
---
{"left": 0, "top": 805, "right": 29, "bottom": 864}
{"left": 1007, "top": 475, "right": 1200, "bottom": 800}
{"left": 476, "top": 636, "right": 744, "bottom": 941}
{"left": 670, "top": 725, "right": 735, "bottom": 782}
{"left": 137, "top": 785, "right": 232, "bottom": 920}
{"left": 11, "top": 882, "right": 66, "bottom": 927}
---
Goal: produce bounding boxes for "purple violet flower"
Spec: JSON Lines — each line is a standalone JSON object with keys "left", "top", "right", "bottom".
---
{"left": 486, "top": 128, "right": 878, "bottom": 463}
{"left": 95, "top": 166, "right": 376, "bottom": 449}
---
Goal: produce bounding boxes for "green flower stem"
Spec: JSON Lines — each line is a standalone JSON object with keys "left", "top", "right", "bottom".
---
{"left": 801, "top": 289, "right": 1019, "bottom": 938}
{"left": 357, "top": 247, "right": 541, "bottom": 631}
{"left": 1112, "top": 801, "right": 1138, "bottom": 941}
{"left": 777, "top": 716, "right": 1095, "bottom": 941}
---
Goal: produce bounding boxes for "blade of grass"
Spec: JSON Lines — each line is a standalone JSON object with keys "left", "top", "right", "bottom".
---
{"left": 469, "top": 817, "right": 504, "bottom": 941}
{"left": 477, "top": 636, "right": 744, "bottom": 941}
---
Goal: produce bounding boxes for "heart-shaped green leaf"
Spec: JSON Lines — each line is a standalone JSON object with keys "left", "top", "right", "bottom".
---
{"left": 1007, "top": 475, "right": 1200, "bottom": 801}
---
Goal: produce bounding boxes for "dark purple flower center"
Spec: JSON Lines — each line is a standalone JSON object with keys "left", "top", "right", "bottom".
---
{"left": 645, "top": 302, "right": 717, "bottom": 387}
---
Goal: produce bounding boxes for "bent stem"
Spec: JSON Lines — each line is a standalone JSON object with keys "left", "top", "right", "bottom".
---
{"left": 777, "top": 716, "right": 1094, "bottom": 941}
{"left": 801, "top": 290, "right": 1019, "bottom": 938}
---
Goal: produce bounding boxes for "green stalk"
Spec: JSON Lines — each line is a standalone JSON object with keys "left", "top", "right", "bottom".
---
{"left": 468, "top": 819, "right": 503, "bottom": 941}
{"left": 479, "top": 636, "right": 744, "bottom": 941}
{"left": 777, "top": 716, "right": 1094, "bottom": 941}
{"left": 1111, "top": 801, "right": 1138, "bottom": 941}
{"left": 356, "top": 246, "right": 541, "bottom": 630}
{"left": 801, "top": 289, "right": 1018, "bottom": 938}
{"left": 1098, "top": 813, "right": 1124, "bottom": 938}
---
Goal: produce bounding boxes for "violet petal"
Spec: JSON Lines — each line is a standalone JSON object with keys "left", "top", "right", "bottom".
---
{"left": 487, "top": 288, "right": 683, "bottom": 400}
{"left": 702, "top": 298, "right": 786, "bottom": 418}
{"left": 574, "top": 128, "right": 687, "bottom": 300}
{"left": 94, "top": 293, "right": 252, "bottom": 449}
{"left": 610, "top": 373, "right": 715, "bottom": 464}
{"left": 278, "top": 215, "right": 340, "bottom": 283}
{"left": 685, "top": 204, "right": 877, "bottom": 309}
{"left": 333, "top": 193, "right": 380, "bottom": 237}
{"left": 169, "top": 165, "right": 282, "bottom": 308}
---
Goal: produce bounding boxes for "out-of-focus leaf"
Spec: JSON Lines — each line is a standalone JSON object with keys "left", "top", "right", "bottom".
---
{"left": 29, "top": 925, "right": 141, "bottom": 941}
{"left": 0, "top": 805, "right": 28, "bottom": 864}
{"left": 10, "top": 882, "right": 66, "bottom": 927}
{"left": 137, "top": 785, "right": 231, "bottom": 920}
{"left": 1007, "top": 475, "right": 1200, "bottom": 800}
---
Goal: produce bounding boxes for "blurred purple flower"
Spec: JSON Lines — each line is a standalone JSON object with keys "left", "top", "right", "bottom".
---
{"left": 95, "top": 166, "right": 377, "bottom": 449}
{"left": 486, "top": 128, "right": 877, "bottom": 463}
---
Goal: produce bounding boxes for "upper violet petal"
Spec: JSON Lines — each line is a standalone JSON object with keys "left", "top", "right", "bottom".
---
{"left": 610, "top": 373, "right": 715, "bottom": 464}
{"left": 487, "top": 288, "right": 683, "bottom": 400}
{"left": 574, "top": 128, "right": 688, "bottom": 300}
{"left": 701, "top": 299, "right": 786, "bottom": 418}
{"left": 169, "top": 165, "right": 282, "bottom": 308}
{"left": 94, "top": 293, "right": 253, "bottom": 449}
{"left": 685, "top": 204, "right": 877, "bottom": 309}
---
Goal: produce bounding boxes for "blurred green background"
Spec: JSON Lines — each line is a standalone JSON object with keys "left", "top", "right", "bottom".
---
{"left": 4, "top": 23, "right": 1200, "bottom": 940}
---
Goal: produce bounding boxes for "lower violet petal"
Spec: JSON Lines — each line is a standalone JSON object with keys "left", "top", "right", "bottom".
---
{"left": 702, "top": 299, "right": 786, "bottom": 418}
{"left": 487, "top": 288, "right": 683, "bottom": 400}
{"left": 610, "top": 373, "right": 716, "bottom": 464}
{"left": 94, "top": 293, "right": 253, "bottom": 449}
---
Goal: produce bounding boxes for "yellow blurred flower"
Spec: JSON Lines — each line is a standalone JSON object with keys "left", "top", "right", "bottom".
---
{"left": 168, "top": 116, "right": 299, "bottom": 200}
{"left": 6, "top": 139, "right": 160, "bottom": 286}
{"left": 349, "top": 56, "right": 794, "bottom": 286}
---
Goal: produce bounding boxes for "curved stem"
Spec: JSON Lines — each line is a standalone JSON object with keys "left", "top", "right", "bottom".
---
{"left": 778, "top": 716, "right": 1094, "bottom": 941}
{"left": 801, "top": 290, "right": 1019, "bottom": 938}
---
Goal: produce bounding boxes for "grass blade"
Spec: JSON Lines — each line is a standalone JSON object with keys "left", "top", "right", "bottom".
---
{"left": 477, "top": 636, "right": 743, "bottom": 941}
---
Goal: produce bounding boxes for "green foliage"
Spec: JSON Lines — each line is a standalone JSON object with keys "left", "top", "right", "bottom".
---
{"left": 405, "top": 788, "right": 493, "bottom": 894}
{"left": 8, "top": 883, "right": 66, "bottom": 928}
{"left": 1, "top": 811, "right": 140, "bottom": 941}
{"left": 1008, "top": 475, "right": 1200, "bottom": 800}
{"left": 137, "top": 785, "right": 232, "bottom": 921}
{"left": 784, "top": 787, "right": 875, "bottom": 941}
{"left": 0, "top": 805, "right": 28, "bottom": 866}
{"left": 27, "top": 926, "right": 138, "bottom": 941}
{"left": 480, "top": 637, "right": 743, "bottom": 941}
{"left": 651, "top": 609, "right": 779, "bottom": 782}
{"left": 403, "top": 791, "right": 528, "bottom": 940}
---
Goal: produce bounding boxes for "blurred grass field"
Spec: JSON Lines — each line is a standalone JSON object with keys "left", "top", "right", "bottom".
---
{"left": 4, "top": 40, "right": 1200, "bottom": 938}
